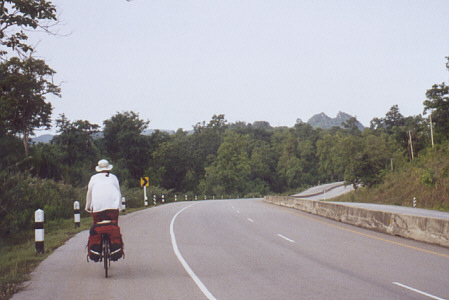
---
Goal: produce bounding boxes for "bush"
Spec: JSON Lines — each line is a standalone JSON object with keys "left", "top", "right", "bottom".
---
{"left": 420, "top": 169, "right": 436, "bottom": 188}
{"left": 0, "top": 171, "right": 85, "bottom": 241}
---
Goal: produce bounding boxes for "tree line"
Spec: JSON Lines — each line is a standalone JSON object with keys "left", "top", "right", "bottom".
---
{"left": 1, "top": 101, "right": 447, "bottom": 196}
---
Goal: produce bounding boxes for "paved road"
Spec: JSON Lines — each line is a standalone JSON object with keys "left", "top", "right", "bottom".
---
{"left": 294, "top": 182, "right": 449, "bottom": 220}
{"left": 293, "top": 182, "right": 354, "bottom": 200}
{"left": 13, "top": 199, "right": 449, "bottom": 299}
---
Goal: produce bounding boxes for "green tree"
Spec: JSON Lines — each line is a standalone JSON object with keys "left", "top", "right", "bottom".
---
{"left": 336, "top": 134, "right": 364, "bottom": 189}
{"left": 149, "top": 130, "right": 196, "bottom": 192}
{"left": 358, "top": 133, "right": 391, "bottom": 187}
{"left": 424, "top": 83, "right": 449, "bottom": 141}
{"left": 103, "top": 111, "right": 149, "bottom": 184}
{"left": 384, "top": 104, "right": 405, "bottom": 129}
{"left": 370, "top": 105, "right": 428, "bottom": 158}
{"left": 190, "top": 114, "right": 228, "bottom": 182}
{"left": 249, "top": 142, "right": 276, "bottom": 189}
{"left": 0, "top": 131, "right": 23, "bottom": 170}
{"left": 423, "top": 57, "right": 449, "bottom": 142}
{"left": 337, "top": 132, "right": 392, "bottom": 188}
{"left": 0, "top": 56, "right": 61, "bottom": 156}
{"left": 342, "top": 116, "right": 361, "bottom": 136}
{"left": 51, "top": 114, "right": 100, "bottom": 185}
{"left": 29, "top": 142, "right": 62, "bottom": 181}
{"left": 203, "top": 131, "right": 251, "bottom": 195}
{"left": 316, "top": 133, "right": 344, "bottom": 182}
{"left": 0, "top": 0, "right": 58, "bottom": 58}
{"left": 275, "top": 129, "right": 303, "bottom": 190}
{"left": 294, "top": 120, "right": 320, "bottom": 184}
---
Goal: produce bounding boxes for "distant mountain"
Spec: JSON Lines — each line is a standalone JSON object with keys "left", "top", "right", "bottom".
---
{"left": 31, "top": 134, "right": 54, "bottom": 144}
{"left": 32, "top": 129, "right": 176, "bottom": 144}
{"left": 31, "top": 116, "right": 364, "bottom": 144}
{"left": 307, "top": 111, "right": 365, "bottom": 131}
{"left": 142, "top": 129, "right": 175, "bottom": 135}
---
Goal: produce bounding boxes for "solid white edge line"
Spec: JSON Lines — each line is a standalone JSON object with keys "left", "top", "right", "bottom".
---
{"left": 277, "top": 234, "right": 295, "bottom": 243}
{"left": 393, "top": 282, "right": 446, "bottom": 300}
{"left": 170, "top": 204, "right": 217, "bottom": 300}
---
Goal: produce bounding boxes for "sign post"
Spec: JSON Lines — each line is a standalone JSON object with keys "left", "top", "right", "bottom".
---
{"left": 141, "top": 177, "right": 149, "bottom": 206}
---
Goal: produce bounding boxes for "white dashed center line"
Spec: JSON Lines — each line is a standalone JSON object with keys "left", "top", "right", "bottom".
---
{"left": 277, "top": 234, "right": 295, "bottom": 243}
{"left": 393, "top": 282, "right": 446, "bottom": 300}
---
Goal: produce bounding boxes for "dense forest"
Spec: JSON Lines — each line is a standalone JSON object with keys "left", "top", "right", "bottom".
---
{"left": 0, "top": 1, "right": 448, "bottom": 240}
{"left": 0, "top": 103, "right": 443, "bottom": 195}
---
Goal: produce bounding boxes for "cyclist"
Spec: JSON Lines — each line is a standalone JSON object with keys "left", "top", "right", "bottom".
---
{"left": 85, "top": 159, "right": 123, "bottom": 224}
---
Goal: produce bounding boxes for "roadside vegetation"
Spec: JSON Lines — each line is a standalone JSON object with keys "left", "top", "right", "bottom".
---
{"left": 335, "top": 141, "right": 449, "bottom": 211}
{"left": 0, "top": 217, "right": 90, "bottom": 299}
{"left": 0, "top": 199, "right": 150, "bottom": 300}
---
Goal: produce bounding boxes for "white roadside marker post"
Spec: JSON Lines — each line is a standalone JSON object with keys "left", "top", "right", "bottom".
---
{"left": 144, "top": 186, "right": 148, "bottom": 206}
{"left": 121, "top": 196, "right": 126, "bottom": 211}
{"left": 74, "top": 201, "right": 80, "bottom": 228}
{"left": 35, "top": 209, "right": 44, "bottom": 253}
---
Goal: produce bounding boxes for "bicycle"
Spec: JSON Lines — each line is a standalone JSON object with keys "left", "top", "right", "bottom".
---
{"left": 87, "top": 217, "right": 124, "bottom": 278}
{"left": 101, "top": 231, "right": 111, "bottom": 278}
{"left": 95, "top": 219, "right": 115, "bottom": 278}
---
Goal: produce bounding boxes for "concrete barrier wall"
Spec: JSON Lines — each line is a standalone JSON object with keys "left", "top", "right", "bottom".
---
{"left": 264, "top": 195, "right": 449, "bottom": 248}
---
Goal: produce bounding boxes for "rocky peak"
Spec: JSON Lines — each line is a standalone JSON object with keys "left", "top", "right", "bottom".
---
{"left": 307, "top": 112, "right": 365, "bottom": 130}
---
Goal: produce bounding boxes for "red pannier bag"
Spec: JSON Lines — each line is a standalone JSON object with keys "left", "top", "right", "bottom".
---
{"left": 88, "top": 222, "right": 124, "bottom": 262}
{"left": 88, "top": 232, "right": 101, "bottom": 262}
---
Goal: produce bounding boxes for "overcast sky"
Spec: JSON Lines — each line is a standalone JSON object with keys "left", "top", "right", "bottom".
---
{"left": 31, "top": 0, "right": 449, "bottom": 135}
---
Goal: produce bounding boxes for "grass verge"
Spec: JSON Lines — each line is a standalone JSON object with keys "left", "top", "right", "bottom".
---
{"left": 0, "top": 207, "right": 148, "bottom": 300}
{"left": 0, "top": 217, "right": 90, "bottom": 300}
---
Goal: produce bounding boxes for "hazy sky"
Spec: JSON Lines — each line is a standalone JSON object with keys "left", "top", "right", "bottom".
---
{"left": 31, "top": 0, "right": 449, "bottom": 135}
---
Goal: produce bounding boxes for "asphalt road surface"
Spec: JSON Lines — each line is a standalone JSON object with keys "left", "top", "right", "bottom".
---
{"left": 13, "top": 199, "right": 449, "bottom": 300}
{"left": 293, "top": 182, "right": 449, "bottom": 220}
{"left": 292, "top": 181, "right": 354, "bottom": 200}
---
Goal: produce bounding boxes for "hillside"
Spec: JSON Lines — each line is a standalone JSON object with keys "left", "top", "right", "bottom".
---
{"left": 335, "top": 142, "right": 449, "bottom": 211}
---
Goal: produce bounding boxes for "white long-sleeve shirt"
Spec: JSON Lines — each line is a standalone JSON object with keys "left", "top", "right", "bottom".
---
{"left": 85, "top": 172, "right": 122, "bottom": 212}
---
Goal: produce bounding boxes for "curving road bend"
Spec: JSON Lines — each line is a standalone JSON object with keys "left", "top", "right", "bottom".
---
{"left": 13, "top": 199, "right": 449, "bottom": 299}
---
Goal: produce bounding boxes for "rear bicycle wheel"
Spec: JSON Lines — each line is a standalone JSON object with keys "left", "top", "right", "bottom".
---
{"left": 103, "top": 236, "right": 110, "bottom": 278}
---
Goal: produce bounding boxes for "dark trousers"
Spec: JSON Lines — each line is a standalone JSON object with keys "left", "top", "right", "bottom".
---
{"left": 92, "top": 209, "right": 119, "bottom": 224}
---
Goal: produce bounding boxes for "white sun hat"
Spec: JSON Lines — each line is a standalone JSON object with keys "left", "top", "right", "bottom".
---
{"left": 96, "top": 159, "right": 113, "bottom": 172}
